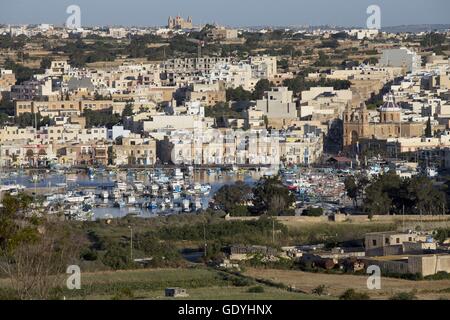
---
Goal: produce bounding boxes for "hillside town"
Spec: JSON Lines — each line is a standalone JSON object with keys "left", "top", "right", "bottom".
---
{"left": 1, "top": 4, "right": 450, "bottom": 303}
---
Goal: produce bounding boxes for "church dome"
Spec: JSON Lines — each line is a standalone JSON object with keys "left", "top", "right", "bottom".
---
{"left": 379, "top": 93, "right": 401, "bottom": 112}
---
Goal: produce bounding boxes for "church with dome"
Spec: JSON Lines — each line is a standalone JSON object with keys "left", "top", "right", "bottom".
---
{"left": 343, "top": 93, "right": 424, "bottom": 148}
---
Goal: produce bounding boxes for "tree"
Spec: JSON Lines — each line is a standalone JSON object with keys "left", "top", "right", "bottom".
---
{"left": 362, "top": 172, "right": 447, "bottom": 216}
{"left": 226, "top": 86, "right": 253, "bottom": 102}
{"left": 263, "top": 115, "right": 269, "bottom": 129}
{"left": 122, "top": 102, "right": 134, "bottom": 117}
{"left": 102, "top": 244, "right": 132, "bottom": 270}
{"left": 0, "top": 113, "right": 9, "bottom": 126}
{"left": 364, "top": 172, "right": 401, "bottom": 215}
{"left": 83, "top": 108, "right": 121, "bottom": 129}
{"left": 420, "top": 32, "right": 446, "bottom": 48}
{"left": 3, "top": 59, "right": 36, "bottom": 84}
{"left": 213, "top": 181, "right": 252, "bottom": 214}
{"left": 252, "top": 176, "right": 295, "bottom": 216}
{"left": 40, "top": 57, "right": 52, "bottom": 71}
{"left": 344, "top": 173, "right": 369, "bottom": 207}
{"left": 252, "top": 79, "right": 271, "bottom": 100}
{"left": 425, "top": 116, "right": 433, "bottom": 137}
{"left": 0, "top": 193, "right": 83, "bottom": 299}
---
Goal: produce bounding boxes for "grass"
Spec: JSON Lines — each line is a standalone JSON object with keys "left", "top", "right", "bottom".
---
{"left": 139, "top": 286, "right": 323, "bottom": 300}
{"left": 0, "top": 267, "right": 323, "bottom": 300}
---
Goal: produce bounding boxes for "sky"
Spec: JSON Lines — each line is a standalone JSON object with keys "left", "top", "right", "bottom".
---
{"left": 0, "top": 0, "right": 449, "bottom": 28}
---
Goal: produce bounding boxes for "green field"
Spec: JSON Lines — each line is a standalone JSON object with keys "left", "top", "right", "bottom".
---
{"left": 66, "top": 268, "right": 326, "bottom": 300}
{"left": 0, "top": 267, "right": 326, "bottom": 300}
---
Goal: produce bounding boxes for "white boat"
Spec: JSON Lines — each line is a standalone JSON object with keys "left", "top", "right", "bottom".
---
{"left": 114, "top": 200, "right": 126, "bottom": 208}
{"left": 65, "top": 204, "right": 93, "bottom": 221}
{"left": 100, "top": 190, "right": 109, "bottom": 199}
{"left": 115, "top": 181, "right": 128, "bottom": 192}
{"left": 133, "top": 181, "right": 145, "bottom": 193}
{"left": 148, "top": 201, "right": 158, "bottom": 210}
{"left": 65, "top": 195, "right": 85, "bottom": 204}
{"left": 151, "top": 184, "right": 159, "bottom": 195}
{"left": 110, "top": 188, "right": 122, "bottom": 200}
{"left": 426, "top": 167, "right": 438, "bottom": 178}
{"left": 200, "top": 184, "right": 211, "bottom": 195}
{"left": 182, "top": 199, "right": 190, "bottom": 212}
{"left": 171, "top": 181, "right": 183, "bottom": 193}
{"left": 193, "top": 198, "right": 202, "bottom": 210}
{"left": 30, "top": 174, "right": 42, "bottom": 183}
{"left": 127, "top": 195, "right": 136, "bottom": 205}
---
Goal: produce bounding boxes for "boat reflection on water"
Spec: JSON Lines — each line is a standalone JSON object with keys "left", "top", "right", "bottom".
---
{"left": 0, "top": 167, "right": 263, "bottom": 220}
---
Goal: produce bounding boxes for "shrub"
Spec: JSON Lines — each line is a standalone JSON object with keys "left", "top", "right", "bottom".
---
{"left": 0, "top": 288, "right": 19, "bottom": 300}
{"left": 389, "top": 290, "right": 417, "bottom": 300}
{"left": 80, "top": 248, "right": 98, "bottom": 261}
{"left": 302, "top": 207, "right": 323, "bottom": 217}
{"left": 339, "top": 289, "right": 370, "bottom": 300}
{"left": 102, "top": 244, "right": 131, "bottom": 270}
{"left": 111, "top": 288, "right": 135, "bottom": 300}
{"left": 247, "top": 286, "right": 265, "bottom": 293}
{"left": 424, "top": 271, "right": 450, "bottom": 281}
{"left": 311, "top": 285, "right": 328, "bottom": 296}
{"left": 231, "top": 277, "right": 254, "bottom": 287}
{"left": 230, "top": 205, "right": 251, "bottom": 217}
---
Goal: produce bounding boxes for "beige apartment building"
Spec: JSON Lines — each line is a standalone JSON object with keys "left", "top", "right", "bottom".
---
{"left": 0, "top": 126, "right": 36, "bottom": 143}
{"left": 0, "top": 69, "right": 16, "bottom": 100}
{"left": 279, "top": 133, "right": 324, "bottom": 165}
{"left": 300, "top": 87, "right": 352, "bottom": 121}
{"left": 15, "top": 99, "right": 115, "bottom": 116}
{"left": 255, "top": 87, "right": 299, "bottom": 128}
{"left": 207, "top": 27, "right": 239, "bottom": 41}
{"left": 113, "top": 135, "right": 157, "bottom": 166}
{"left": 186, "top": 82, "right": 226, "bottom": 106}
{"left": 56, "top": 143, "right": 109, "bottom": 166}
{"left": 0, "top": 142, "right": 54, "bottom": 167}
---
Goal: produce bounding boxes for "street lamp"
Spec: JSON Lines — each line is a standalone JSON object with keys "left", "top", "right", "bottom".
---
{"left": 128, "top": 226, "right": 133, "bottom": 262}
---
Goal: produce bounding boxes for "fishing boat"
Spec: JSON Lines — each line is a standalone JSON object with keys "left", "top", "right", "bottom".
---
{"left": 200, "top": 184, "right": 211, "bottom": 195}
{"left": 30, "top": 174, "right": 43, "bottom": 183}
{"left": 100, "top": 190, "right": 109, "bottom": 199}
{"left": 182, "top": 199, "right": 191, "bottom": 212}
{"left": 147, "top": 201, "right": 158, "bottom": 210}
{"left": 133, "top": 181, "right": 145, "bottom": 193}
{"left": 87, "top": 168, "right": 95, "bottom": 180}
{"left": 114, "top": 199, "right": 126, "bottom": 208}
{"left": 65, "top": 204, "right": 94, "bottom": 221}
{"left": 151, "top": 184, "right": 159, "bottom": 195}
{"left": 193, "top": 197, "right": 202, "bottom": 211}
{"left": 109, "top": 188, "right": 122, "bottom": 200}
{"left": 115, "top": 181, "right": 128, "bottom": 192}
{"left": 127, "top": 194, "right": 136, "bottom": 205}
{"left": 171, "top": 181, "right": 183, "bottom": 193}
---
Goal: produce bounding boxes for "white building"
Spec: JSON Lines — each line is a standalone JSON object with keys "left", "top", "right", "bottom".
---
{"left": 379, "top": 48, "right": 422, "bottom": 73}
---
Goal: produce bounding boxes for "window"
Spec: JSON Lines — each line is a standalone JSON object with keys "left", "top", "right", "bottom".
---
{"left": 385, "top": 238, "right": 389, "bottom": 245}
{"left": 372, "top": 239, "right": 377, "bottom": 246}
{"left": 396, "top": 238, "right": 400, "bottom": 244}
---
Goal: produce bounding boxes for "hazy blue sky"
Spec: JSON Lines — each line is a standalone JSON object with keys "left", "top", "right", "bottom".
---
{"left": 0, "top": 0, "right": 449, "bottom": 27}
